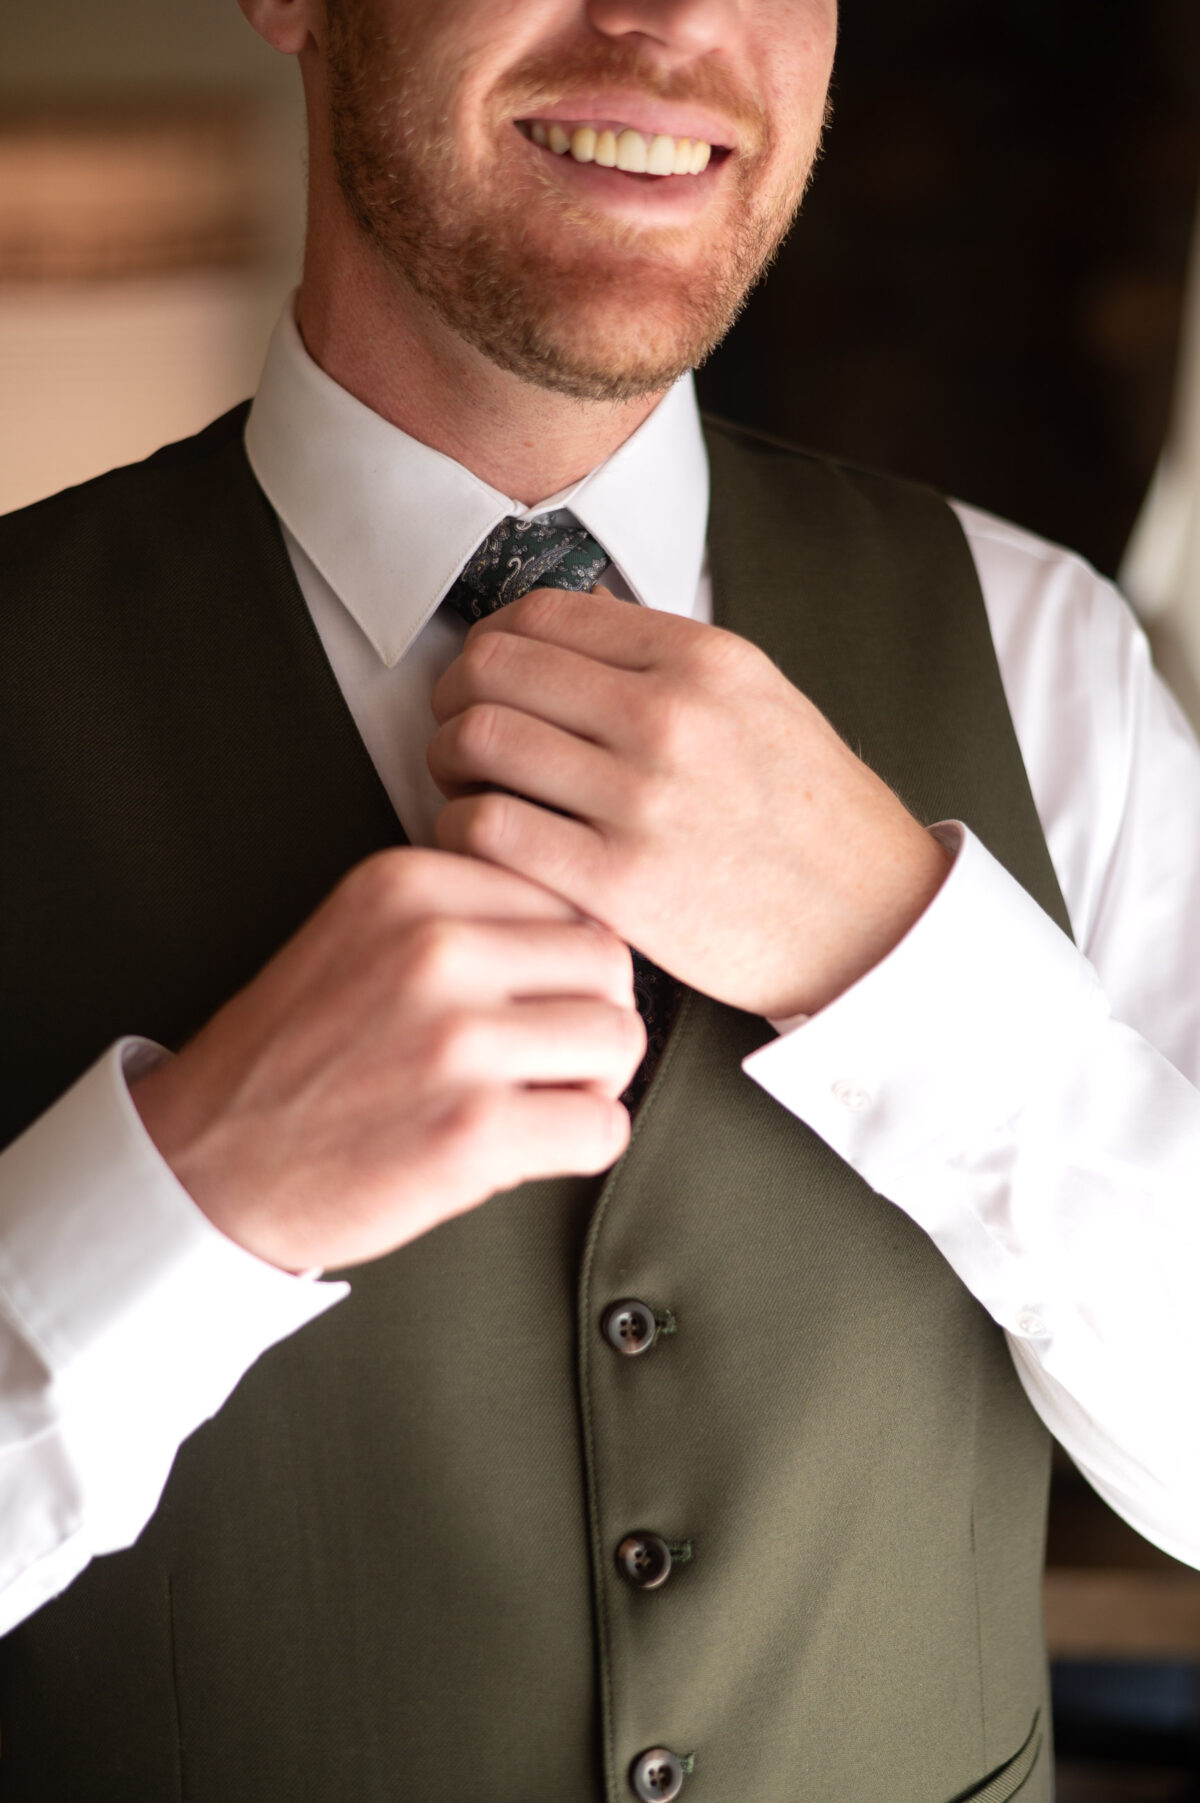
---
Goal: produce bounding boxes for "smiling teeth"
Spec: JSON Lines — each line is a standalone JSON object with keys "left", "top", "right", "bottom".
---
{"left": 527, "top": 121, "right": 713, "bottom": 176}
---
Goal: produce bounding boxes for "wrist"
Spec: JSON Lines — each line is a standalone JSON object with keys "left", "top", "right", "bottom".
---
{"left": 767, "top": 824, "right": 953, "bottom": 1020}
{"left": 130, "top": 1057, "right": 279, "bottom": 1268}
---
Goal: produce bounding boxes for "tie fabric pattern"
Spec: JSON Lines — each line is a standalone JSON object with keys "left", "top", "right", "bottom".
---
{"left": 444, "top": 515, "right": 680, "bottom": 1109}
{"left": 444, "top": 516, "right": 610, "bottom": 623}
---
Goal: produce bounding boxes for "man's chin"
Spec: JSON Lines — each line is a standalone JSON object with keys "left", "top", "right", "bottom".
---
{"left": 438, "top": 263, "right": 740, "bottom": 403}
{"left": 478, "top": 329, "right": 699, "bottom": 403}
{"left": 488, "top": 323, "right": 701, "bottom": 403}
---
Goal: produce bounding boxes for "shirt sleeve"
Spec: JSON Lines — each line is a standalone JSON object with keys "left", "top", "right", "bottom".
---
{"left": 744, "top": 511, "right": 1200, "bottom": 1569}
{"left": 0, "top": 1039, "right": 348, "bottom": 1635}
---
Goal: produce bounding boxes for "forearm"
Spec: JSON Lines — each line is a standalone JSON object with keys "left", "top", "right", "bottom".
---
{"left": 746, "top": 826, "right": 1200, "bottom": 1566}
{"left": 0, "top": 1040, "right": 344, "bottom": 1633}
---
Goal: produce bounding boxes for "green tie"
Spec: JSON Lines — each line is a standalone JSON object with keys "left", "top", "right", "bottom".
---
{"left": 444, "top": 516, "right": 609, "bottom": 623}
{"left": 444, "top": 516, "right": 680, "bottom": 1108}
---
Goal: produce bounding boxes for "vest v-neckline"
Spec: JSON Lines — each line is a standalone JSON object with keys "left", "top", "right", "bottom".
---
{"left": 229, "top": 412, "right": 1071, "bottom": 1146}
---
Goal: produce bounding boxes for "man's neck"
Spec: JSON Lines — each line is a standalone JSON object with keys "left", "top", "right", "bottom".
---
{"left": 296, "top": 217, "right": 663, "bottom": 508}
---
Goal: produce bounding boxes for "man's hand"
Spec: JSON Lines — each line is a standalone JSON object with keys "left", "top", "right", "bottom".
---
{"left": 131, "top": 850, "right": 643, "bottom": 1272}
{"left": 429, "top": 588, "right": 951, "bottom": 1021}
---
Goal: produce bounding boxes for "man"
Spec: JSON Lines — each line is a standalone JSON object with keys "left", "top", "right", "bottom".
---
{"left": 1, "top": 0, "right": 1199, "bottom": 1798}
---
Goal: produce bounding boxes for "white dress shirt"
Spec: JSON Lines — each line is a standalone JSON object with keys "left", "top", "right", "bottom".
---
{"left": 3, "top": 303, "right": 1200, "bottom": 1641}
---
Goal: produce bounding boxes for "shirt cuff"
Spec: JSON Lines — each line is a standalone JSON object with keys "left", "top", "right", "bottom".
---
{"left": 0, "top": 1039, "right": 347, "bottom": 1422}
{"left": 743, "top": 823, "right": 1110, "bottom": 1188}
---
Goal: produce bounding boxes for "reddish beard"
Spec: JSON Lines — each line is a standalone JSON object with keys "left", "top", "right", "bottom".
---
{"left": 325, "top": 9, "right": 824, "bottom": 401}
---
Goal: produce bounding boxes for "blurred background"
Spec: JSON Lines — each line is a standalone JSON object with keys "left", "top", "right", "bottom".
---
{"left": 0, "top": 0, "right": 302, "bottom": 517}
{"left": 2, "top": 0, "right": 1199, "bottom": 1794}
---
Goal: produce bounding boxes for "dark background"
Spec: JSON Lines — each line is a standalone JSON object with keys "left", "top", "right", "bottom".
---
{"left": 698, "top": 0, "right": 1200, "bottom": 581}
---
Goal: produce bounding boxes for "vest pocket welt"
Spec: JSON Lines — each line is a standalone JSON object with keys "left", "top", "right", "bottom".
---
{"left": 948, "top": 1712, "right": 1043, "bottom": 1803}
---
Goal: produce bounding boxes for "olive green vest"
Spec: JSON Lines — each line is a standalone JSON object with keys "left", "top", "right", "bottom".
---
{"left": 0, "top": 407, "right": 1068, "bottom": 1802}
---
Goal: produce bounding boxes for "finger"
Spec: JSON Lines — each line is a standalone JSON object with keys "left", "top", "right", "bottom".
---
{"left": 431, "top": 628, "right": 634, "bottom": 742}
{"left": 468, "top": 584, "right": 696, "bottom": 673}
{"left": 397, "top": 917, "right": 634, "bottom": 1008}
{"left": 435, "top": 791, "right": 611, "bottom": 923}
{"left": 431, "top": 999, "right": 645, "bottom": 1095}
{"left": 428, "top": 704, "right": 623, "bottom": 819}
{"left": 468, "top": 1084, "right": 633, "bottom": 1192}
{"left": 330, "top": 1084, "right": 633, "bottom": 1263}
{"left": 341, "top": 845, "right": 586, "bottom": 927}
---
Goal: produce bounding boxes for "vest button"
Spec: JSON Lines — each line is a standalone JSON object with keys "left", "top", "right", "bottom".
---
{"left": 602, "top": 1299, "right": 657, "bottom": 1356}
{"left": 630, "top": 1748, "right": 685, "bottom": 1800}
{"left": 616, "top": 1532, "right": 673, "bottom": 1590}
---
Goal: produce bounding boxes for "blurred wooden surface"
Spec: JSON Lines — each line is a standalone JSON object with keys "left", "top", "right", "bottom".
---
{"left": 0, "top": 106, "right": 265, "bottom": 281}
{"left": 1046, "top": 1463, "right": 1200, "bottom": 1658}
{"left": 0, "top": 102, "right": 287, "bottom": 516}
{"left": 1047, "top": 1572, "right": 1200, "bottom": 1659}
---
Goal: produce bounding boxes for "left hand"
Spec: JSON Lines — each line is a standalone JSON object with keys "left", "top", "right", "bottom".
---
{"left": 429, "top": 587, "right": 951, "bottom": 1020}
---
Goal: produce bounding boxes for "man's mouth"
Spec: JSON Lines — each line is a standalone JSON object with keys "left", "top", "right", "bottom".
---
{"left": 516, "top": 119, "right": 725, "bottom": 178}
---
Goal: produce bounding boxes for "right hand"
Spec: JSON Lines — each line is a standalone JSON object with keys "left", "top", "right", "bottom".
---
{"left": 130, "top": 848, "right": 643, "bottom": 1273}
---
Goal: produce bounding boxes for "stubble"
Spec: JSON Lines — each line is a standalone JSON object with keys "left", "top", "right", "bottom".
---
{"left": 324, "top": 3, "right": 826, "bottom": 401}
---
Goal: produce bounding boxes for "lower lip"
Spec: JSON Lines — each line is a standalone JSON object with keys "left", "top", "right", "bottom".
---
{"left": 518, "top": 133, "right": 727, "bottom": 222}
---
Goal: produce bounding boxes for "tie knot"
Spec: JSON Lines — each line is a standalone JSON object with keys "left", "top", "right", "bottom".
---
{"left": 444, "top": 516, "right": 608, "bottom": 625}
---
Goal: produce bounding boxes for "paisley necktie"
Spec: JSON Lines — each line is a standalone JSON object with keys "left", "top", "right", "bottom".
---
{"left": 444, "top": 516, "right": 680, "bottom": 1108}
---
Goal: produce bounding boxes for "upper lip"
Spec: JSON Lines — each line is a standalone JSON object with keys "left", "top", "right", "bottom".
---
{"left": 514, "top": 93, "right": 742, "bottom": 151}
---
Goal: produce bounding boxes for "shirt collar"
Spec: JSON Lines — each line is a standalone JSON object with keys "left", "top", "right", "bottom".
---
{"left": 245, "top": 300, "right": 710, "bottom": 669}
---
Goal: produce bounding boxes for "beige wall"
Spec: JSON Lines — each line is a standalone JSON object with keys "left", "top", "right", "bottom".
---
{"left": 0, "top": 2, "right": 307, "bottom": 512}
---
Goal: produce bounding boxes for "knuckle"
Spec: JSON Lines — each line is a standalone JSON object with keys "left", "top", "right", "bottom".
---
{"left": 693, "top": 623, "right": 753, "bottom": 680}
{"left": 620, "top": 825, "right": 651, "bottom": 876}
{"left": 456, "top": 701, "right": 503, "bottom": 763}
{"left": 519, "top": 1091, "right": 616, "bottom": 1184}
{"left": 639, "top": 686, "right": 693, "bottom": 766}
{"left": 399, "top": 916, "right": 466, "bottom": 995}
{"left": 619, "top": 1005, "right": 648, "bottom": 1065}
{"left": 445, "top": 1085, "right": 505, "bottom": 1156}
{"left": 587, "top": 1000, "right": 645, "bottom": 1077}
{"left": 460, "top": 789, "right": 516, "bottom": 859}
{"left": 461, "top": 626, "right": 509, "bottom": 682}
{"left": 616, "top": 766, "right": 665, "bottom": 836}
{"left": 592, "top": 925, "right": 636, "bottom": 995}
{"left": 577, "top": 1096, "right": 630, "bottom": 1171}
{"left": 341, "top": 848, "right": 414, "bottom": 919}
{"left": 600, "top": 836, "right": 648, "bottom": 908}
{"left": 424, "top": 1009, "right": 483, "bottom": 1084}
{"left": 510, "top": 587, "right": 566, "bottom": 634}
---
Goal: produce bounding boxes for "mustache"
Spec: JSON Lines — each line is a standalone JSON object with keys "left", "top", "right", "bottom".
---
{"left": 496, "top": 41, "right": 770, "bottom": 152}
